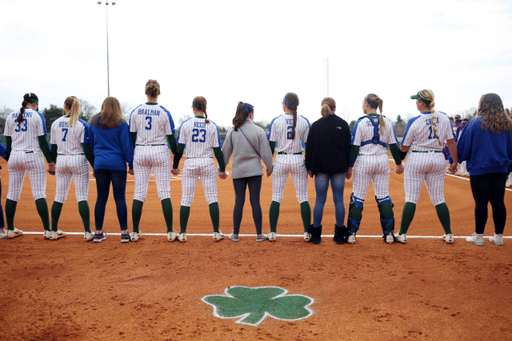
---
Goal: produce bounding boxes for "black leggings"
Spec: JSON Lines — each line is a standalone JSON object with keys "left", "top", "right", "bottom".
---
{"left": 470, "top": 173, "right": 508, "bottom": 234}
{"left": 232, "top": 176, "right": 263, "bottom": 235}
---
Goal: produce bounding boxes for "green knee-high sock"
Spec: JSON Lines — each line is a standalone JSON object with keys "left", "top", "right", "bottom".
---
{"left": 379, "top": 202, "right": 394, "bottom": 233}
{"left": 399, "top": 202, "right": 416, "bottom": 235}
{"left": 180, "top": 206, "right": 190, "bottom": 234}
{"left": 348, "top": 205, "right": 362, "bottom": 233}
{"left": 5, "top": 199, "right": 17, "bottom": 231}
{"left": 35, "top": 198, "right": 50, "bottom": 231}
{"left": 132, "top": 200, "right": 144, "bottom": 233}
{"left": 435, "top": 203, "right": 451, "bottom": 234}
{"left": 78, "top": 201, "right": 91, "bottom": 233}
{"left": 161, "top": 198, "right": 173, "bottom": 233}
{"left": 209, "top": 202, "right": 220, "bottom": 233}
{"left": 51, "top": 202, "right": 63, "bottom": 231}
{"left": 269, "top": 201, "right": 280, "bottom": 233}
{"left": 300, "top": 202, "right": 311, "bottom": 232}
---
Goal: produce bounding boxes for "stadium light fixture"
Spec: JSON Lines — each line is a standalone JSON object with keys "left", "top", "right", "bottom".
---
{"left": 97, "top": 0, "right": 118, "bottom": 96}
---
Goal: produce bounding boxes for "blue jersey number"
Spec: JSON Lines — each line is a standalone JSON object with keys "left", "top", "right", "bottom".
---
{"left": 427, "top": 126, "right": 435, "bottom": 139}
{"left": 145, "top": 117, "right": 152, "bottom": 130}
{"left": 192, "top": 128, "right": 206, "bottom": 143}
{"left": 62, "top": 128, "right": 68, "bottom": 142}
{"left": 14, "top": 118, "right": 28, "bottom": 132}
{"left": 287, "top": 126, "right": 293, "bottom": 139}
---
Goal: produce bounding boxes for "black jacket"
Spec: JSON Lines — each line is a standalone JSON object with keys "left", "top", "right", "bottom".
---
{"left": 305, "top": 114, "right": 351, "bottom": 175}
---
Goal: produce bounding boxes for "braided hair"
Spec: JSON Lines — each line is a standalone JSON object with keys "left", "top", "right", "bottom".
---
{"left": 192, "top": 96, "right": 209, "bottom": 124}
{"left": 418, "top": 89, "right": 442, "bottom": 146}
{"left": 365, "top": 93, "right": 385, "bottom": 135}
{"left": 19, "top": 93, "right": 39, "bottom": 123}
{"left": 284, "top": 92, "right": 299, "bottom": 139}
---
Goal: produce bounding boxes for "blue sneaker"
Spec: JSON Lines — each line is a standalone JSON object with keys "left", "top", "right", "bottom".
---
{"left": 94, "top": 231, "right": 106, "bottom": 243}
{"left": 121, "top": 232, "right": 130, "bottom": 243}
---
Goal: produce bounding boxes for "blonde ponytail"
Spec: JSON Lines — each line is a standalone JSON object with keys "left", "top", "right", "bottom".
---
{"left": 321, "top": 103, "right": 332, "bottom": 118}
{"left": 64, "top": 96, "right": 81, "bottom": 127}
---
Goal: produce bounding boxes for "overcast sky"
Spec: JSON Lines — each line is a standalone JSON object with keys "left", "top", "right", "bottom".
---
{"left": 1, "top": 0, "right": 511, "bottom": 128}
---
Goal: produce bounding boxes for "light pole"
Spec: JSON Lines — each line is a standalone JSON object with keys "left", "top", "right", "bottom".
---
{"left": 97, "top": 1, "right": 117, "bottom": 97}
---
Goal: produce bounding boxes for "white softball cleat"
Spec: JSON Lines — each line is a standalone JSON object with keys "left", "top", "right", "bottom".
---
{"left": 268, "top": 232, "right": 276, "bottom": 242}
{"left": 43, "top": 230, "right": 51, "bottom": 240}
{"left": 213, "top": 231, "right": 224, "bottom": 242}
{"left": 178, "top": 233, "right": 187, "bottom": 243}
{"left": 489, "top": 234, "right": 503, "bottom": 246}
{"left": 84, "top": 232, "right": 95, "bottom": 242}
{"left": 442, "top": 234, "right": 454, "bottom": 244}
{"left": 466, "top": 232, "right": 484, "bottom": 246}
{"left": 304, "top": 232, "right": 311, "bottom": 242}
{"left": 50, "top": 230, "right": 66, "bottom": 241}
{"left": 131, "top": 231, "right": 142, "bottom": 242}
{"left": 394, "top": 233, "right": 407, "bottom": 244}
{"left": 385, "top": 234, "right": 394, "bottom": 244}
{"left": 347, "top": 234, "right": 356, "bottom": 244}
{"left": 167, "top": 231, "right": 177, "bottom": 242}
{"left": 8, "top": 228, "right": 23, "bottom": 239}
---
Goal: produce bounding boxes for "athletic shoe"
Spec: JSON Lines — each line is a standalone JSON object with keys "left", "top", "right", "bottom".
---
{"left": 178, "top": 233, "right": 187, "bottom": 243}
{"left": 131, "top": 231, "right": 142, "bottom": 242}
{"left": 506, "top": 181, "right": 512, "bottom": 188}
{"left": 385, "top": 234, "right": 394, "bottom": 244}
{"left": 347, "top": 233, "right": 356, "bottom": 244}
{"left": 84, "top": 232, "right": 95, "bottom": 242}
{"left": 213, "top": 231, "right": 224, "bottom": 242}
{"left": 442, "top": 234, "right": 454, "bottom": 244}
{"left": 229, "top": 234, "right": 239, "bottom": 242}
{"left": 466, "top": 232, "right": 484, "bottom": 246}
{"left": 50, "top": 230, "right": 66, "bottom": 241}
{"left": 7, "top": 228, "right": 23, "bottom": 239}
{"left": 43, "top": 230, "right": 51, "bottom": 240}
{"left": 0, "top": 231, "right": 7, "bottom": 239}
{"left": 268, "top": 232, "right": 277, "bottom": 242}
{"left": 121, "top": 232, "right": 130, "bottom": 243}
{"left": 394, "top": 233, "right": 407, "bottom": 244}
{"left": 256, "top": 234, "right": 267, "bottom": 242}
{"left": 167, "top": 232, "right": 177, "bottom": 242}
{"left": 93, "top": 231, "right": 106, "bottom": 243}
{"left": 304, "top": 232, "right": 312, "bottom": 242}
{"left": 489, "top": 234, "right": 504, "bottom": 246}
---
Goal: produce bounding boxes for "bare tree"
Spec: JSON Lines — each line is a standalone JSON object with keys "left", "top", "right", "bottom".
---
{"left": 120, "top": 102, "right": 132, "bottom": 120}
{"left": 0, "top": 105, "right": 13, "bottom": 119}
{"left": 79, "top": 99, "right": 97, "bottom": 120}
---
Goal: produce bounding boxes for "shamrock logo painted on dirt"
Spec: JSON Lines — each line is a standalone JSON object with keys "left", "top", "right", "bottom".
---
{"left": 202, "top": 286, "right": 314, "bottom": 326}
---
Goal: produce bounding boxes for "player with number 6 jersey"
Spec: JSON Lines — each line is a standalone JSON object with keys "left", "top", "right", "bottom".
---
{"left": 268, "top": 92, "right": 311, "bottom": 242}
{"left": 129, "top": 80, "right": 177, "bottom": 242}
{"left": 395, "top": 89, "right": 458, "bottom": 244}
{"left": 172, "top": 96, "right": 227, "bottom": 243}
{"left": 4, "top": 93, "right": 56, "bottom": 239}
{"left": 50, "top": 96, "right": 95, "bottom": 241}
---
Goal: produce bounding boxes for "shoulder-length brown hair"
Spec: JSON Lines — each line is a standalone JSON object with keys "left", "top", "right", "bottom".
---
{"left": 90, "top": 97, "right": 125, "bottom": 129}
{"left": 477, "top": 93, "right": 512, "bottom": 134}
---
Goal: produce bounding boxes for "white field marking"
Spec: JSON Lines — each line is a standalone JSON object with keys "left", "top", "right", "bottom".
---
{"left": 388, "top": 159, "right": 512, "bottom": 192}
{"left": 17, "top": 232, "right": 512, "bottom": 239}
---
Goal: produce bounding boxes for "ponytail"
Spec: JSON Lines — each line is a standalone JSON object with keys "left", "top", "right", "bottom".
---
{"left": 416, "top": 89, "right": 442, "bottom": 146}
{"left": 192, "top": 96, "right": 209, "bottom": 124}
{"left": 18, "top": 93, "right": 39, "bottom": 123}
{"left": 233, "top": 102, "right": 253, "bottom": 131}
{"left": 430, "top": 103, "right": 442, "bottom": 146}
{"left": 284, "top": 92, "right": 299, "bottom": 139}
{"left": 64, "top": 96, "right": 81, "bottom": 127}
{"left": 321, "top": 103, "right": 332, "bottom": 118}
{"left": 366, "top": 93, "right": 385, "bottom": 135}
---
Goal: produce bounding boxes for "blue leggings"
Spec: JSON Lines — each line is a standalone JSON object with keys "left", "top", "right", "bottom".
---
{"left": 313, "top": 173, "right": 346, "bottom": 227}
{"left": 94, "top": 169, "right": 128, "bottom": 231}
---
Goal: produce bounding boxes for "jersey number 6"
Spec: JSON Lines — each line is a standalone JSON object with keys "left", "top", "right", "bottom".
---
{"left": 192, "top": 128, "right": 206, "bottom": 143}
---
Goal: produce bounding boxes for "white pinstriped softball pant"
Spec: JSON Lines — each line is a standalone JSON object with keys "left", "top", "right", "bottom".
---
{"left": 404, "top": 152, "right": 447, "bottom": 205}
{"left": 181, "top": 158, "right": 217, "bottom": 206}
{"left": 133, "top": 146, "right": 172, "bottom": 202}
{"left": 54, "top": 155, "right": 90, "bottom": 203}
{"left": 7, "top": 151, "right": 46, "bottom": 201}
{"left": 353, "top": 154, "right": 390, "bottom": 201}
{"left": 272, "top": 154, "right": 308, "bottom": 204}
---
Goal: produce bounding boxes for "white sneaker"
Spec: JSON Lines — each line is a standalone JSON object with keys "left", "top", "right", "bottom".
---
{"left": 84, "top": 232, "right": 95, "bottom": 242}
{"left": 44, "top": 230, "right": 51, "bottom": 240}
{"left": 229, "top": 234, "right": 239, "bottom": 242}
{"left": 385, "top": 234, "right": 394, "bottom": 244}
{"left": 167, "top": 231, "right": 177, "bottom": 242}
{"left": 304, "top": 232, "right": 311, "bottom": 242}
{"left": 347, "top": 233, "right": 356, "bottom": 244}
{"left": 213, "top": 231, "right": 224, "bottom": 242}
{"left": 178, "top": 233, "right": 187, "bottom": 243}
{"left": 0, "top": 230, "right": 7, "bottom": 239}
{"left": 442, "top": 234, "right": 454, "bottom": 244}
{"left": 8, "top": 228, "right": 23, "bottom": 239}
{"left": 489, "top": 234, "right": 504, "bottom": 246}
{"left": 466, "top": 232, "right": 484, "bottom": 246}
{"left": 50, "top": 230, "right": 66, "bottom": 240}
{"left": 131, "top": 231, "right": 142, "bottom": 242}
{"left": 268, "top": 232, "right": 276, "bottom": 242}
{"left": 394, "top": 233, "right": 407, "bottom": 244}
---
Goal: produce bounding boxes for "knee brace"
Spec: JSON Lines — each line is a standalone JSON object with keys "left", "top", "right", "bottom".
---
{"left": 376, "top": 195, "right": 394, "bottom": 234}
{"left": 347, "top": 193, "right": 364, "bottom": 234}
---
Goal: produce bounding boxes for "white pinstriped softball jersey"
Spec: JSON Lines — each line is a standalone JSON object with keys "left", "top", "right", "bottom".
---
{"left": 351, "top": 115, "right": 398, "bottom": 200}
{"left": 130, "top": 103, "right": 176, "bottom": 202}
{"left": 177, "top": 116, "right": 221, "bottom": 206}
{"left": 50, "top": 116, "right": 91, "bottom": 203}
{"left": 402, "top": 111, "right": 456, "bottom": 205}
{"left": 268, "top": 113, "right": 310, "bottom": 203}
{"left": 4, "top": 109, "right": 48, "bottom": 201}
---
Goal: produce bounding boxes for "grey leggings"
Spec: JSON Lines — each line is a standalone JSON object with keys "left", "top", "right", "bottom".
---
{"left": 232, "top": 176, "right": 262, "bottom": 235}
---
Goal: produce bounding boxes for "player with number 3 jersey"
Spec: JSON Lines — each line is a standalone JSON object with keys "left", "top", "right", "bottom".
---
{"left": 395, "top": 89, "right": 458, "bottom": 244}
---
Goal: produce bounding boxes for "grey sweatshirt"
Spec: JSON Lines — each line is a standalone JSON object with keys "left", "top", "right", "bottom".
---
{"left": 222, "top": 119, "right": 274, "bottom": 179}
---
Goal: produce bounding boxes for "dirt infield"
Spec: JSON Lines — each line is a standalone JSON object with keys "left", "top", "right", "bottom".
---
{"left": 1, "top": 157, "right": 511, "bottom": 340}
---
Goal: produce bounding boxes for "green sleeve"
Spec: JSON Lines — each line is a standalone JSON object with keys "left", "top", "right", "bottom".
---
{"left": 130, "top": 132, "right": 137, "bottom": 148}
{"left": 51, "top": 143, "right": 58, "bottom": 164}
{"left": 38, "top": 135, "right": 54, "bottom": 163}
{"left": 173, "top": 143, "right": 185, "bottom": 169}
{"left": 82, "top": 143, "right": 95, "bottom": 168}
{"left": 348, "top": 145, "right": 359, "bottom": 167}
{"left": 269, "top": 141, "right": 276, "bottom": 155}
{"left": 167, "top": 134, "right": 177, "bottom": 155}
{"left": 389, "top": 143, "right": 402, "bottom": 165}
{"left": 213, "top": 147, "right": 225, "bottom": 172}
{"left": 5, "top": 136, "right": 11, "bottom": 161}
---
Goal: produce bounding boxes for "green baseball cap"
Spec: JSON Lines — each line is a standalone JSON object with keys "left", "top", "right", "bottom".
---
{"left": 411, "top": 92, "right": 431, "bottom": 105}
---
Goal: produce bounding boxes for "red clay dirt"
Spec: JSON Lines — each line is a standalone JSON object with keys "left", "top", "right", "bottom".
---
{"left": 1, "top": 157, "right": 511, "bottom": 340}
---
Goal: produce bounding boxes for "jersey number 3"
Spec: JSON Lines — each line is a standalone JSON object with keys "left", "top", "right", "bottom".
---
{"left": 14, "top": 118, "right": 28, "bottom": 132}
{"left": 192, "top": 128, "right": 206, "bottom": 143}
